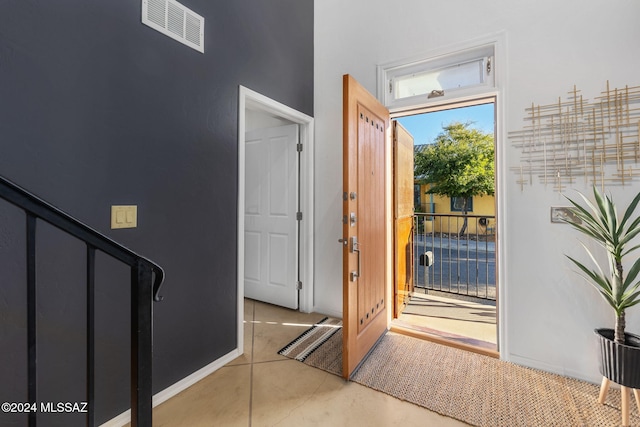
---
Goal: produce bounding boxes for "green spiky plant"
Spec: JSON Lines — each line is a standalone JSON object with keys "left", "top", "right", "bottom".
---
{"left": 563, "top": 186, "right": 640, "bottom": 345}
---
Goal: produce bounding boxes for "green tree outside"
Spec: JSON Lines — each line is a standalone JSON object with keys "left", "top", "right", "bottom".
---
{"left": 414, "top": 122, "right": 495, "bottom": 236}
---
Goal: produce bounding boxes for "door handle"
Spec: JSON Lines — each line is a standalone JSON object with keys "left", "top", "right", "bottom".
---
{"left": 352, "top": 245, "right": 361, "bottom": 282}
{"left": 350, "top": 236, "right": 361, "bottom": 282}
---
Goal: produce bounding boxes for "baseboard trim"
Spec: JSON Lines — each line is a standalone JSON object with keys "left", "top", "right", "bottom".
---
{"left": 99, "top": 348, "right": 241, "bottom": 427}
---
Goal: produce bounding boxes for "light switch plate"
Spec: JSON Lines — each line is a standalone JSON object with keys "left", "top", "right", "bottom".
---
{"left": 111, "top": 205, "right": 137, "bottom": 229}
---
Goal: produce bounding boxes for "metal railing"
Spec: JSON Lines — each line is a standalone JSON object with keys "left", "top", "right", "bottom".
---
{"left": 413, "top": 213, "right": 495, "bottom": 300}
{"left": 0, "top": 175, "right": 165, "bottom": 427}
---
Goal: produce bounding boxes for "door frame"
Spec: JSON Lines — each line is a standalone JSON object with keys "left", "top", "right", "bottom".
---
{"left": 237, "top": 86, "right": 315, "bottom": 354}
{"left": 380, "top": 33, "right": 506, "bottom": 355}
{"left": 390, "top": 96, "right": 500, "bottom": 356}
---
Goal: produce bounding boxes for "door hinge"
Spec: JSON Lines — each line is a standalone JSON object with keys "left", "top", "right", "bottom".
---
{"left": 296, "top": 143, "right": 303, "bottom": 152}
{"left": 296, "top": 211, "right": 303, "bottom": 221}
{"left": 389, "top": 79, "right": 393, "bottom": 94}
{"left": 297, "top": 281, "right": 302, "bottom": 290}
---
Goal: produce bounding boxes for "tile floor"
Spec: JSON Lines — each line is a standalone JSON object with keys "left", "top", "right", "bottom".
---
{"left": 152, "top": 299, "right": 469, "bottom": 427}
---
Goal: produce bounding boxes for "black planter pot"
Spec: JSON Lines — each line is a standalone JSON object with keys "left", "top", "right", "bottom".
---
{"left": 595, "top": 328, "right": 640, "bottom": 389}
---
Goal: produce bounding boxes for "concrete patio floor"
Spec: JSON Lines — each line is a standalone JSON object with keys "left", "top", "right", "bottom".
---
{"left": 392, "top": 290, "right": 497, "bottom": 353}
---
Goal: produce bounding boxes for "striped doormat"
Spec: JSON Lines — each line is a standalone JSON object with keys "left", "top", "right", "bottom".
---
{"left": 278, "top": 317, "right": 342, "bottom": 362}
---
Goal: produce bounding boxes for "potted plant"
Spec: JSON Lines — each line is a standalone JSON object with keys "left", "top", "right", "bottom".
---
{"left": 563, "top": 186, "right": 640, "bottom": 412}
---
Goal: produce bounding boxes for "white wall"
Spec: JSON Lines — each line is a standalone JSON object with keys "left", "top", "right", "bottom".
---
{"left": 314, "top": 0, "right": 640, "bottom": 382}
{"left": 246, "top": 108, "right": 294, "bottom": 131}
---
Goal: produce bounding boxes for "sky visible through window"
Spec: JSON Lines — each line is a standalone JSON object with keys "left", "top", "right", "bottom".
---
{"left": 395, "top": 103, "right": 494, "bottom": 146}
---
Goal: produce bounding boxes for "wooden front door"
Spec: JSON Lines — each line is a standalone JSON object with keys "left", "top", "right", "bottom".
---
{"left": 342, "top": 74, "right": 389, "bottom": 379}
{"left": 393, "top": 121, "right": 414, "bottom": 317}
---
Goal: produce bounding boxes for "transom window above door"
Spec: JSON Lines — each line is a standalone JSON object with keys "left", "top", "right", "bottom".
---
{"left": 378, "top": 43, "right": 496, "bottom": 109}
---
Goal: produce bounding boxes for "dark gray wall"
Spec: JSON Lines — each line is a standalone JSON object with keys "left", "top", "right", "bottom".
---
{"left": 0, "top": 0, "right": 313, "bottom": 425}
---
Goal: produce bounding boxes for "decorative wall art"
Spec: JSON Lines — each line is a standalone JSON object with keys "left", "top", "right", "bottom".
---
{"left": 509, "top": 81, "right": 640, "bottom": 192}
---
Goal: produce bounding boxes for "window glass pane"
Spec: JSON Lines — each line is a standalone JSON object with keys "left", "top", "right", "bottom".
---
{"left": 395, "top": 59, "right": 484, "bottom": 100}
{"left": 414, "top": 185, "right": 421, "bottom": 209}
{"left": 450, "top": 197, "right": 473, "bottom": 212}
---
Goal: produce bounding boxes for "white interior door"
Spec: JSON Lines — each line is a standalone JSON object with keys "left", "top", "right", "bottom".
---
{"left": 244, "top": 124, "right": 299, "bottom": 309}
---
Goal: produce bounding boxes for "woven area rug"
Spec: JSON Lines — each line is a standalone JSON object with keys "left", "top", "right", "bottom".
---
{"left": 280, "top": 323, "right": 640, "bottom": 427}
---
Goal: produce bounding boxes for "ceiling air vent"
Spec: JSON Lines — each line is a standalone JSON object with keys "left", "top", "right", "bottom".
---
{"left": 142, "top": 0, "right": 204, "bottom": 53}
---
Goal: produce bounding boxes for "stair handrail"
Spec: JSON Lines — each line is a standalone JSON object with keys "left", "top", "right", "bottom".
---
{"left": 0, "top": 174, "right": 165, "bottom": 427}
{"left": 0, "top": 174, "right": 165, "bottom": 299}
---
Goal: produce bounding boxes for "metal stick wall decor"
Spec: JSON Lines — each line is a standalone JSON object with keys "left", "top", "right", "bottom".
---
{"left": 509, "top": 81, "right": 640, "bottom": 192}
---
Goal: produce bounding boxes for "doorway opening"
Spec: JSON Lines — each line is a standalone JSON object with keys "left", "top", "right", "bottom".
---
{"left": 390, "top": 98, "right": 499, "bottom": 357}
{"left": 237, "top": 86, "right": 314, "bottom": 356}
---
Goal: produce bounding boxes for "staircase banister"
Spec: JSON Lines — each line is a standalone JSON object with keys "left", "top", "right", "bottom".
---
{"left": 0, "top": 174, "right": 165, "bottom": 299}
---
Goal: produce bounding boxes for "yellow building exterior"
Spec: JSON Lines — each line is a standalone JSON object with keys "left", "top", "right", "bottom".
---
{"left": 415, "top": 183, "right": 495, "bottom": 235}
